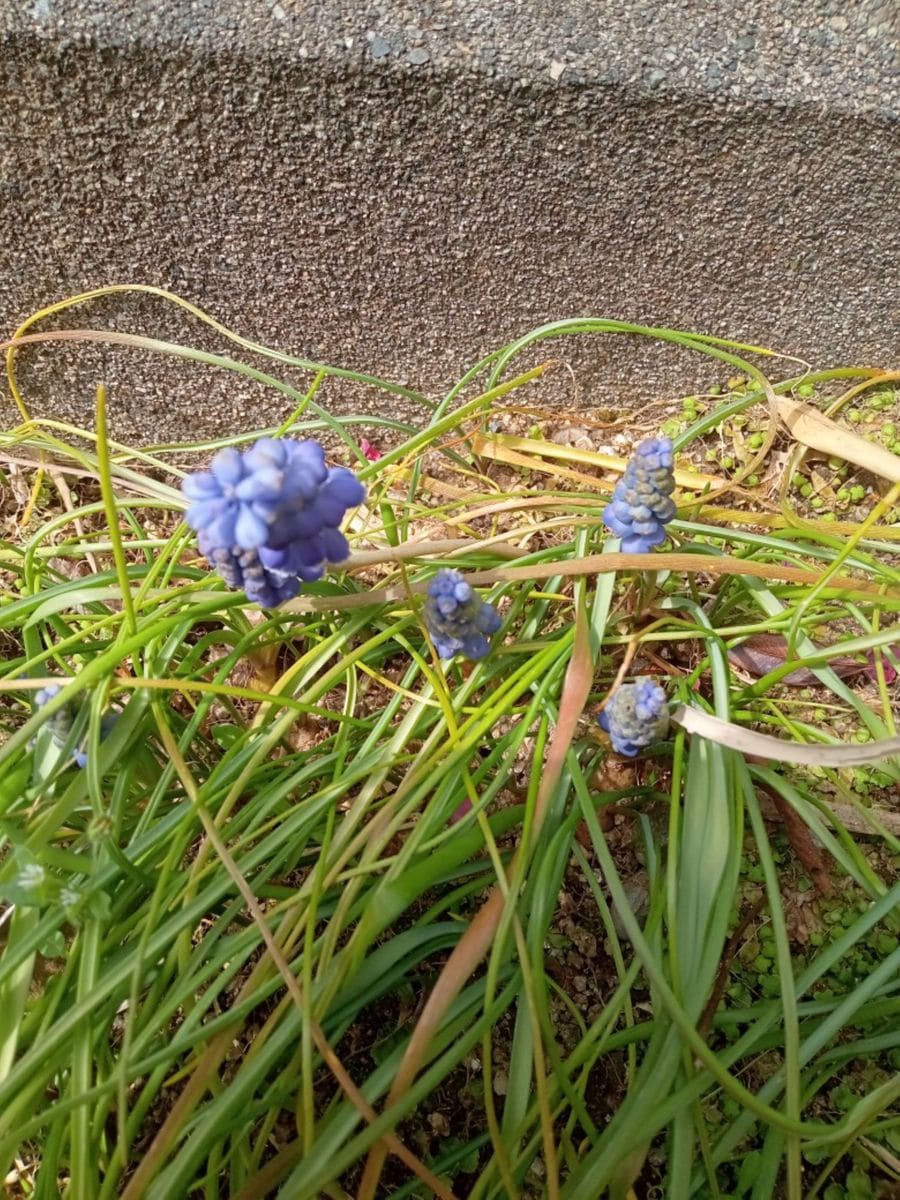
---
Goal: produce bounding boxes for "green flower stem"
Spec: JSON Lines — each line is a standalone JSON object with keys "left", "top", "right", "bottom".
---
{"left": 69, "top": 915, "right": 102, "bottom": 1200}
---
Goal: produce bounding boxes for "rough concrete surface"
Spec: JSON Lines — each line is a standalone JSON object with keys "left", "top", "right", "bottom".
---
{"left": 1, "top": 1, "right": 898, "bottom": 443}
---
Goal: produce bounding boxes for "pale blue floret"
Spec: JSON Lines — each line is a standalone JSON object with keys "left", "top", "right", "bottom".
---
{"left": 597, "top": 678, "right": 670, "bottom": 756}
{"left": 603, "top": 436, "right": 677, "bottom": 553}
{"left": 33, "top": 683, "right": 116, "bottom": 768}
{"left": 424, "top": 569, "right": 502, "bottom": 660}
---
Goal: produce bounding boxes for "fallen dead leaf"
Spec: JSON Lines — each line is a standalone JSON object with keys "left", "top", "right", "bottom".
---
{"left": 775, "top": 395, "right": 900, "bottom": 483}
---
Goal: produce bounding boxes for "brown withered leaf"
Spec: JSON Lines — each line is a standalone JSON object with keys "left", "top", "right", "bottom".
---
{"left": 775, "top": 394, "right": 900, "bottom": 483}
{"left": 728, "top": 633, "right": 866, "bottom": 687}
{"left": 768, "top": 789, "right": 835, "bottom": 897}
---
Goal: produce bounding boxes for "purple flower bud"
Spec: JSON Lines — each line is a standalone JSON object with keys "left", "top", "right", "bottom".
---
{"left": 207, "top": 545, "right": 302, "bottom": 608}
{"left": 269, "top": 508, "right": 323, "bottom": 542}
{"left": 233, "top": 506, "right": 269, "bottom": 550}
{"left": 33, "top": 683, "right": 116, "bottom": 768}
{"left": 424, "top": 569, "right": 502, "bottom": 661}
{"left": 210, "top": 447, "right": 244, "bottom": 486}
{"left": 603, "top": 437, "right": 677, "bottom": 553}
{"left": 597, "top": 678, "right": 669, "bottom": 756}
{"left": 234, "top": 468, "right": 281, "bottom": 503}
{"left": 322, "top": 468, "right": 367, "bottom": 508}
{"left": 286, "top": 440, "right": 328, "bottom": 476}
{"left": 182, "top": 472, "right": 221, "bottom": 500}
{"left": 257, "top": 545, "right": 292, "bottom": 571}
{"left": 242, "top": 438, "right": 288, "bottom": 472}
{"left": 319, "top": 527, "right": 350, "bottom": 563}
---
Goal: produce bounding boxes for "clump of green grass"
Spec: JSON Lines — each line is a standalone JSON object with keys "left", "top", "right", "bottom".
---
{"left": 0, "top": 292, "right": 898, "bottom": 1199}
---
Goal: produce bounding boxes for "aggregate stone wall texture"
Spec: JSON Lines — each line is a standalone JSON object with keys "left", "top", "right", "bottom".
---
{"left": 1, "top": 0, "right": 898, "bottom": 443}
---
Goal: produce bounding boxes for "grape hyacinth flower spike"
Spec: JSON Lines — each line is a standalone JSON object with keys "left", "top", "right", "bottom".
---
{"left": 603, "top": 436, "right": 676, "bottom": 553}
{"left": 597, "top": 678, "right": 670, "bottom": 756}
{"left": 34, "top": 683, "right": 116, "bottom": 768}
{"left": 182, "top": 437, "right": 365, "bottom": 608}
{"left": 424, "top": 569, "right": 502, "bottom": 661}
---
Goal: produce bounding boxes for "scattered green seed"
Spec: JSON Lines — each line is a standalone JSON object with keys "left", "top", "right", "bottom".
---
{"left": 865, "top": 393, "right": 888, "bottom": 410}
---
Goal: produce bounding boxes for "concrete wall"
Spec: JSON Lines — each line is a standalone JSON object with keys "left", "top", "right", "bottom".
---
{"left": 1, "top": 1, "right": 898, "bottom": 442}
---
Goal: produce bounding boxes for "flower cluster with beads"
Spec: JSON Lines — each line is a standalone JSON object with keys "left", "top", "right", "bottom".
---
{"left": 597, "top": 678, "right": 670, "bottom": 756}
{"left": 603, "top": 436, "right": 677, "bottom": 553}
{"left": 423, "top": 569, "right": 502, "bottom": 661}
{"left": 182, "top": 438, "right": 365, "bottom": 608}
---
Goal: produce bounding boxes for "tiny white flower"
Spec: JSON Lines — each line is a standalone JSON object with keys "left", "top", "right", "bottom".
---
{"left": 18, "top": 864, "right": 46, "bottom": 891}
{"left": 59, "top": 887, "right": 81, "bottom": 908}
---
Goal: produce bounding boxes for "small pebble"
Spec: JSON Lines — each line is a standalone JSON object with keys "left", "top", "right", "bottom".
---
{"left": 369, "top": 35, "right": 391, "bottom": 60}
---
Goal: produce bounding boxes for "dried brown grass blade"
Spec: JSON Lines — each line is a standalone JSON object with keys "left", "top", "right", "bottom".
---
{"left": 280, "top": 551, "right": 893, "bottom": 616}
{"left": 672, "top": 704, "right": 900, "bottom": 767}
{"left": 769, "top": 790, "right": 835, "bottom": 896}
{"left": 471, "top": 431, "right": 718, "bottom": 489}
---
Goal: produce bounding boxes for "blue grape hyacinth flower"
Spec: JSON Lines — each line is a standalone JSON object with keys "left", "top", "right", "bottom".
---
{"left": 34, "top": 683, "right": 116, "bottom": 768}
{"left": 200, "top": 542, "right": 303, "bottom": 610}
{"left": 603, "top": 436, "right": 677, "bottom": 553}
{"left": 424, "top": 569, "right": 502, "bottom": 661}
{"left": 182, "top": 437, "right": 366, "bottom": 607}
{"left": 597, "top": 678, "right": 670, "bottom": 756}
